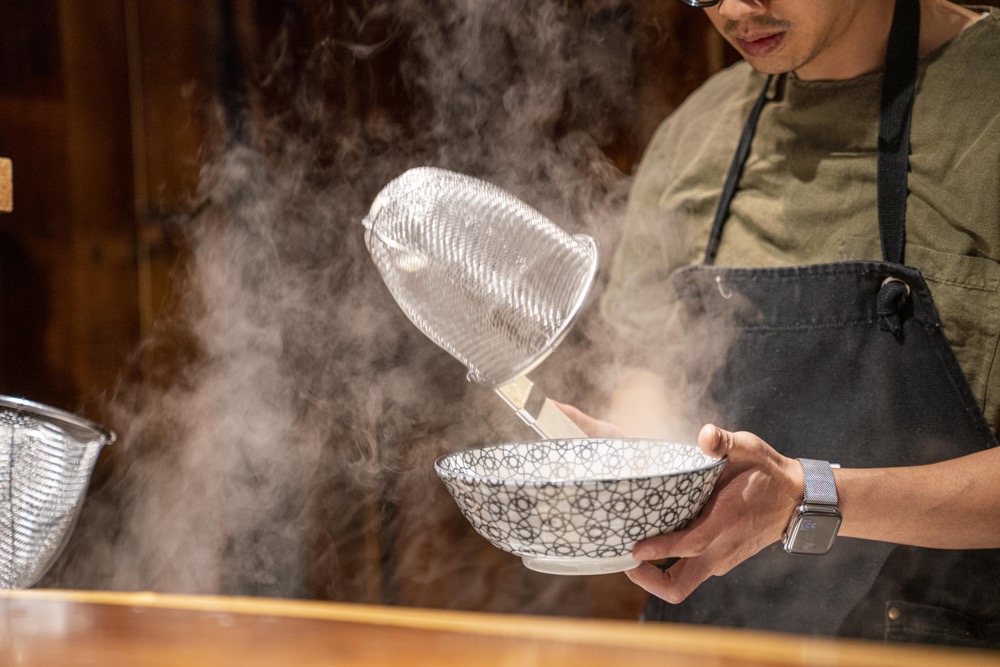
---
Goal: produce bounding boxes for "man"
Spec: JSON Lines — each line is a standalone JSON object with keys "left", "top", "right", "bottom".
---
{"left": 566, "top": 0, "right": 1000, "bottom": 647}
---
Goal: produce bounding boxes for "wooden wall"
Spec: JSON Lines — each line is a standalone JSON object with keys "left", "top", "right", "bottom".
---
{"left": 0, "top": 1, "right": 723, "bottom": 419}
{"left": 0, "top": 0, "right": 724, "bottom": 617}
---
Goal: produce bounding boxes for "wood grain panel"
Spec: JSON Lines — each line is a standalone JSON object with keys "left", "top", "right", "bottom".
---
{"left": 0, "top": 158, "right": 10, "bottom": 212}
{"left": 3, "top": 0, "right": 743, "bottom": 619}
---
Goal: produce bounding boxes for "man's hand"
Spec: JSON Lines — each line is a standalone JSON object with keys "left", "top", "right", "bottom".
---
{"left": 625, "top": 424, "right": 803, "bottom": 603}
{"left": 552, "top": 401, "right": 624, "bottom": 438}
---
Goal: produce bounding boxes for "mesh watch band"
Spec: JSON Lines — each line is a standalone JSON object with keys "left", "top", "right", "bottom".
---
{"left": 799, "top": 458, "right": 838, "bottom": 506}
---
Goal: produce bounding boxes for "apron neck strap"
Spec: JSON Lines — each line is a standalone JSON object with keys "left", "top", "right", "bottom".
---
{"left": 703, "top": 74, "right": 776, "bottom": 265}
{"left": 878, "top": 0, "right": 921, "bottom": 265}
{"left": 702, "top": 0, "right": 921, "bottom": 266}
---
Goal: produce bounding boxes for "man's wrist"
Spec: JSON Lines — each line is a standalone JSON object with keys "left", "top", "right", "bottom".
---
{"left": 783, "top": 459, "right": 842, "bottom": 555}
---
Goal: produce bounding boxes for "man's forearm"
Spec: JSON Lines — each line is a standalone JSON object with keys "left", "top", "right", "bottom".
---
{"left": 837, "top": 447, "right": 1000, "bottom": 549}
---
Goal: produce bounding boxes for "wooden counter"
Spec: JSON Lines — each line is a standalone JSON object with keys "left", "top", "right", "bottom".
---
{"left": 0, "top": 590, "right": 996, "bottom": 666}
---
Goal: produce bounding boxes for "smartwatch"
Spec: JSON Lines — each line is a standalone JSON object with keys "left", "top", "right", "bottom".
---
{"left": 783, "top": 458, "right": 841, "bottom": 555}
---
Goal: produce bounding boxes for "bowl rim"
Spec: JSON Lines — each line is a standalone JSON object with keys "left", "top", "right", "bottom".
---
{"left": 433, "top": 438, "right": 726, "bottom": 486}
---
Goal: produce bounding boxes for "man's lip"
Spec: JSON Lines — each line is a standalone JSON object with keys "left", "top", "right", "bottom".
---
{"left": 734, "top": 31, "right": 785, "bottom": 58}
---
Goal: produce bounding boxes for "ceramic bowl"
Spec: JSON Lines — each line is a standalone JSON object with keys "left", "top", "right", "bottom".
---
{"left": 434, "top": 438, "right": 725, "bottom": 575}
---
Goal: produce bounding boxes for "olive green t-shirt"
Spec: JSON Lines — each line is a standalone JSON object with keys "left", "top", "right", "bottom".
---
{"left": 602, "top": 9, "right": 1000, "bottom": 432}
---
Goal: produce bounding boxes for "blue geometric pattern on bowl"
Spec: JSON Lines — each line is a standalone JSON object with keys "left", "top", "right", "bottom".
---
{"left": 434, "top": 439, "right": 726, "bottom": 575}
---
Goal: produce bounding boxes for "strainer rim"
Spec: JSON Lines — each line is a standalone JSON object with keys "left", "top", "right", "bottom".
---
{"left": 0, "top": 394, "right": 116, "bottom": 447}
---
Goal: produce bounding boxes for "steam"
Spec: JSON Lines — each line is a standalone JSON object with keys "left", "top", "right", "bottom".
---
{"left": 44, "top": 0, "right": 708, "bottom": 615}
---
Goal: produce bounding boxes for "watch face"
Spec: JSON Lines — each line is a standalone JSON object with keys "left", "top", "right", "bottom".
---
{"left": 784, "top": 506, "right": 841, "bottom": 555}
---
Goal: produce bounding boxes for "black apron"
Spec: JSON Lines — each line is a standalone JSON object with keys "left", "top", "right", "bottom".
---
{"left": 643, "top": 0, "right": 1000, "bottom": 648}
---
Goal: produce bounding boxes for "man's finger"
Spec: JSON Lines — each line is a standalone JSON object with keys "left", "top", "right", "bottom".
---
{"left": 698, "top": 423, "right": 727, "bottom": 458}
{"left": 625, "top": 557, "right": 712, "bottom": 604}
{"left": 699, "top": 423, "right": 785, "bottom": 469}
{"left": 632, "top": 511, "right": 715, "bottom": 561}
{"left": 551, "top": 401, "right": 622, "bottom": 438}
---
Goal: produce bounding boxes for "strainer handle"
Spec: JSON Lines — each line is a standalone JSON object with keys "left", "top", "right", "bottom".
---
{"left": 494, "top": 375, "right": 587, "bottom": 439}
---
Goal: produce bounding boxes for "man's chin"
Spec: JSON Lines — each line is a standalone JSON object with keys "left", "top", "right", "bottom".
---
{"left": 740, "top": 55, "right": 797, "bottom": 75}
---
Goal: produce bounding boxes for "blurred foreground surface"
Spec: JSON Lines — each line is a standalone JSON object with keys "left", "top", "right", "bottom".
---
{"left": 2, "top": 589, "right": 999, "bottom": 667}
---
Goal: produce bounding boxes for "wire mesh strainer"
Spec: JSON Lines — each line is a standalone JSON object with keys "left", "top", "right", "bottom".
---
{"left": 0, "top": 395, "right": 114, "bottom": 588}
{"left": 364, "top": 167, "right": 596, "bottom": 438}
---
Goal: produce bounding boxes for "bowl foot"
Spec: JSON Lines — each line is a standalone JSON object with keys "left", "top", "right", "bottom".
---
{"left": 521, "top": 554, "right": 640, "bottom": 576}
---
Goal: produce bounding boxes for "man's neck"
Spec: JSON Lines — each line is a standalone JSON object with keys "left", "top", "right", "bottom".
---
{"left": 793, "top": 1, "right": 894, "bottom": 81}
{"left": 794, "top": 0, "right": 983, "bottom": 81}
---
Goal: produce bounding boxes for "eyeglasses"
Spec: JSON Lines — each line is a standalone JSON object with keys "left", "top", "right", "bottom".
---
{"left": 677, "top": 0, "right": 722, "bottom": 6}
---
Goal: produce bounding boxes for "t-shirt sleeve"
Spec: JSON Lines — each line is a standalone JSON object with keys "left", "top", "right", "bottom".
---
{"left": 600, "top": 64, "right": 752, "bottom": 352}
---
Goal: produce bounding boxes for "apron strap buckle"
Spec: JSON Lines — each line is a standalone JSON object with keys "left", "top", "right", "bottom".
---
{"left": 878, "top": 276, "right": 911, "bottom": 339}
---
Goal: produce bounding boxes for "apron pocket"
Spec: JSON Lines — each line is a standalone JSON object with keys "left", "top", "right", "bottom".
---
{"left": 839, "top": 237, "right": 1000, "bottom": 432}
